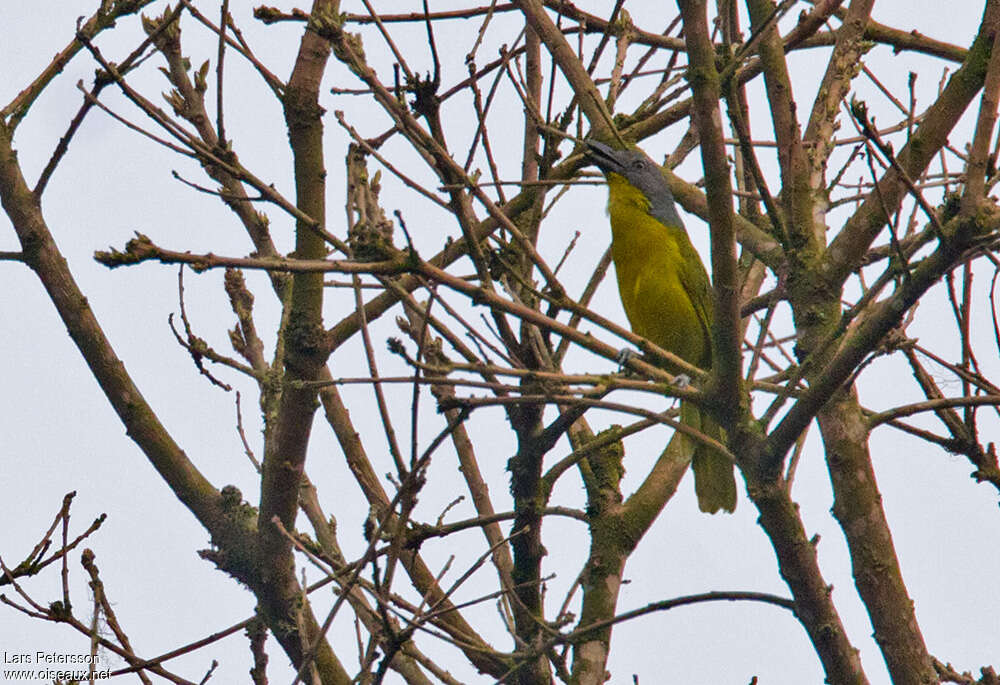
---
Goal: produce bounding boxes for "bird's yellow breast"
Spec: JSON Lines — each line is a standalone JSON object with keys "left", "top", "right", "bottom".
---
{"left": 605, "top": 174, "right": 711, "bottom": 368}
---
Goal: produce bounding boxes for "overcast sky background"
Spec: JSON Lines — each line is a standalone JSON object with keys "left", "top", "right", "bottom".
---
{"left": 2, "top": 2, "right": 998, "bottom": 683}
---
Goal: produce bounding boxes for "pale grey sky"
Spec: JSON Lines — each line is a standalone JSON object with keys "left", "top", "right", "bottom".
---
{"left": 2, "top": 2, "right": 997, "bottom": 684}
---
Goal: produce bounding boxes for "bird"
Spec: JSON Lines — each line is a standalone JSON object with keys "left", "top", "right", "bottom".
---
{"left": 585, "top": 139, "right": 736, "bottom": 514}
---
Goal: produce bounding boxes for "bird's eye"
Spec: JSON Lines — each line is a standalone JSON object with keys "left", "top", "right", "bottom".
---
{"left": 632, "top": 160, "right": 645, "bottom": 170}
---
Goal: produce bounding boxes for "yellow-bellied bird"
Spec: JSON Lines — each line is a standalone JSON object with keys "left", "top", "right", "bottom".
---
{"left": 585, "top": 140, "right": 736, "bottom": 513}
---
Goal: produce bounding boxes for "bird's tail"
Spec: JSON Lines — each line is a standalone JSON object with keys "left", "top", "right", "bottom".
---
{"left": 681, "top": 400, "right": 737, "bottom": 513}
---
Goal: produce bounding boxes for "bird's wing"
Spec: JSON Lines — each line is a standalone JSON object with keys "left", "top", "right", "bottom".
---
{"left": 675, "top": 239, "right": 714, "bottom": 368}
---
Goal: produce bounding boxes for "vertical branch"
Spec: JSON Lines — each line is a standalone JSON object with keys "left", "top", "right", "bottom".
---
{"left": 746, "top": 0, "right": 809, "bottom": 245}
{"left": 523, "top": 26, "right": 543, "bottom": 210}
{"left": 811, "top": 10, "right": 1000, "bottom": 685}
{"left": 567, "top": 429, "right": 634, "bottom": 685}
{"left": 750, "top": 479, "right": 870, "bottom": 685}
{"left": 672, "top": 4, "right": 866, "bottom": 682}
{"left": 507, "top": 429, "right": 552, "bottom": 685}
{"left": 256, "top": 2, "right": 348, "bottom": 681}
{"left": 215, "top": 0, "right": 230, "bottom": 144}
{"left": 816, "top": 6, "right": 1000, "bottom": 685}
{"left": 803, "top": 0, "right": 876, "bottom": 214}
{"left": 744, "top": 0, "right": 822, "bottom": 383}
{"left": 676, "top": 0, "right": 742, "bottom": 422}
{"left": 818, "top": 386, "right": 937, "bottom": 685}
{"left": 963, "top": 6, "right": 1000, "bottom": 212}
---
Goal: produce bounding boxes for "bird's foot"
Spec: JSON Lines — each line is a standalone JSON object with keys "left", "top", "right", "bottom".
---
{"left": 615, "top": 348, "right": 636, "bottom": 373}
{"left": 672, "top": 373, "right": 691, "bottom": 389}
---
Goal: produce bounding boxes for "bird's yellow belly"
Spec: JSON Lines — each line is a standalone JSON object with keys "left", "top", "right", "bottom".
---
{"left": 608, "top": 205, "right": 710, "bottom": 369}
{"left": 613, "top": 255, "right": 705, "bottom": 367}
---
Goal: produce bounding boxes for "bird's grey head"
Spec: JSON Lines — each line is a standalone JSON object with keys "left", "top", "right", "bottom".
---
{"left": 584, "top": 139, "right": 682, "bottom": 227}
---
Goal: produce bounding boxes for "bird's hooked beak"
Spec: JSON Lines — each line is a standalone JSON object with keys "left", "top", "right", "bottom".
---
{"left": 584, "top": 139, "right": 626, "bottom": 177}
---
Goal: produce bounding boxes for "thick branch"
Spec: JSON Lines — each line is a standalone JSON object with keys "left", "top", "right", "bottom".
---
{"left": 677, "top": 0, "right": 743, "bottom": 423}
{"left": 749, "top": 477, "right": 869, "bottom": 684}
{"left": 0, "top": 121, "right": 227, "bottom": 551}
{"left": 770, "top": 213, "right": 1000, "bottom": 459}
{"left": 256, "top": 4, "right": 348, "bottom": 681}
{"left": 818, "top": 387, "right": 937, "bottom": 684}
{"left": 823, "top": 1, "right": 999, "bottom": 288}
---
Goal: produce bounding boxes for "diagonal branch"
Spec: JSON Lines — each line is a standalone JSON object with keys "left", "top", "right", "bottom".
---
{"left": 823, "top": 1, "right": 1000, "bottom": 288}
